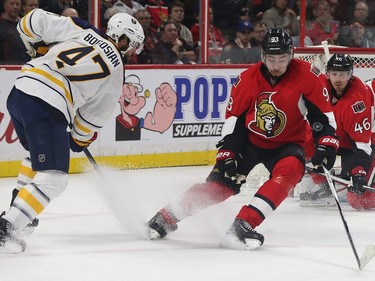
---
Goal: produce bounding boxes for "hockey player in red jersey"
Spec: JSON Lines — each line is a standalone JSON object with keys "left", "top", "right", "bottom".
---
{"left": 147, "top": 28, "right": 338, "bottom": 250}
{"left": 300, "top": 54, "right": 375, "bottom": 210}
{"left": 348, "top": 76, "right": 375, "bottom": 209}
{"left": 0, "top": 9, "right": 144, "bottom": 253}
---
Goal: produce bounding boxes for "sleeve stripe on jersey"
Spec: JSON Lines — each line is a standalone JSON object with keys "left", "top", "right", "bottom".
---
{"left": 357, "top": 141, "right": 372, "bottom": 156}
{"left": 324, "top": 112, "right": 337, "bottom": 130}
{"left": 21, "top": 16, "right": 34, "bottom": 38}
{"left": 74, "top": 116, "right": 92, "bottom": 134}
{"left": 21, "top": 68, "right": 73, "bottom": 105}
{"left": 77, "top": 110, "right": 102, "bottom": 130}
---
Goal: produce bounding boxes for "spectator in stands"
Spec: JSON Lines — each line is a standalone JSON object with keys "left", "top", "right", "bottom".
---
{"left": 21, "top": 0, "right": 38, "bottom": 16}
{"left": 349, "top": 17, "right": 375, "bottom": 47}
{"left": 337, "top": 17, "right": 375, "bottom": 47}
{"left": 62, "top": 7, "right": 79, "bottom": 17}
{"left": 104, "top": 0, "right": 144, "bottom": 19}
{"left": 262, "top": 0, "right": 299, "bottom": 36}
{"left": 354, "top": 1, "right": 369, "bottom": 20}
{"left": 190, "top": 7, "right": 224, "bottom": 63}
{"left": 168, "top": 1, "right": 193, "bottom": 46}
{"left": 152, "top": 20, "right": 196, "bottom": 64}
{"left": 352, "top": 1, "right": 375, "bottom": 41}
{"left": 0, "top": 0, "right": 29, "bottom": 64}
{"left": 220, "top": 20, "right": 261, "bottom": 64}
{"left": 133, "top": 9, "right": 158, "bottom": 64}
{"left": 250, "top": 20, "right": 267, "bottom": 47}
{"left": 306, "top": 0, "right": 340, "bottom": 45}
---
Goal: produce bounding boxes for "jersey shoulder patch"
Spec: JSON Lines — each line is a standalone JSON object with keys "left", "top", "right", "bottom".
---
{"left": 352, "top": 100, "right": 366, "bottom": 114}
{"left": 310, "top": 65, "right": 321, "bottom": 77}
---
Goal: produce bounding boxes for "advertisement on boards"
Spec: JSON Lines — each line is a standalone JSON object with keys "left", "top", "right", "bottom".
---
{"left": 0, "top": 68, "right": 243, "bottom": 163}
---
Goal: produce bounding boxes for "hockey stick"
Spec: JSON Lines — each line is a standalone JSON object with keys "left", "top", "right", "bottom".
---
{"left": 305, "top": 166, "right": 375, "bottom": 191}
{"left": 68, "top": 122, "right": 104, "bottom": 177}
{"left": 323, "top": 166, "right": 375, "bottom": 270}
{"left": 83, "top": 147, "right": 105, "bottom": 178}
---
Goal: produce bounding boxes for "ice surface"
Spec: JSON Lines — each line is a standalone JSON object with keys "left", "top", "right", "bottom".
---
{"left": 0, "top": 166, "right": 374, "bottom": 281}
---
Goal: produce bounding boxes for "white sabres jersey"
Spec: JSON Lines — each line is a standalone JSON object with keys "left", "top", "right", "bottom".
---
{"left": 16, "top": 8, "right": 124, "bottom": 141}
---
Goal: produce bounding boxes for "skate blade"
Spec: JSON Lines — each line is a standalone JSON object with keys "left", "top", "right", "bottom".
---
{"left": 148, "top": 228, "right": 161, "bottom": 240}
{"left": 243, "top": 238, "right": 262, "bottom": 250}
{"left": 221, "top": 233, "right": 261, "bottom": 250}
{"left": 299, "top": 198, "right": 336, "bottom": 208}
{"left": 18, "top": 225, "right": 37, "bottom": 236}
{"left": 0, "top": 239, "right": 26, "bottom": 254}
{"left": 19, "top": 227, "right": 35, "bottom": 236}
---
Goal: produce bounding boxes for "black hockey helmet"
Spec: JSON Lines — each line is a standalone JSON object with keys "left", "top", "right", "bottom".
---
{"left": 326, "top": 53, "right": 354, "bottom": 72}
{"left": 261, "top": 28, "right": 293, "bottom": 55}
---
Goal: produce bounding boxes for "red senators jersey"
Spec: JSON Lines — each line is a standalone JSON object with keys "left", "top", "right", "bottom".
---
{"left": 323, "top": 76, "right": 372, "bottom": 155}
{"left": 225, "top": 59, "right": 336, "bottom": 149}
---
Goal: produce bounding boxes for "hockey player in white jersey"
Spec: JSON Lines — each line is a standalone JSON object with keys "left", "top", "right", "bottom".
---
{"left": 0, "top": 9, "right": 144, "bottom": 253}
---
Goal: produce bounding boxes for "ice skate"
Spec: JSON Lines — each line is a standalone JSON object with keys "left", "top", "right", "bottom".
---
{"left": 0, "top": 218, "right": 26, "bottom": 254}
{"left": 147, "top": 207, "right": 179, "bottom": 239}
{"left": 299, "top": 182, "right": 332, "bottom": 201}
{"left": 226, "top": 219, "right": 264, "bottom": 250}
{"left": 1, "top": 211, "right": 39, "bottom": 235}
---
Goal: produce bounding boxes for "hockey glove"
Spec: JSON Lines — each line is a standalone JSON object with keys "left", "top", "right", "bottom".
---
{"left": 216, "top": 150, "right": 237, "bottom": 178}
{"left": 348, "top": 166, "right": 367, "bottom": 195}
{"left": 311, "top": 136, "right": 339, "bottom": 171}
{"left": 69, "top": 132, "right": 97, "bottom": 153}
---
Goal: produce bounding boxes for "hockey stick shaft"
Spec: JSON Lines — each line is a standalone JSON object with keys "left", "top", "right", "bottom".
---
{"left": 68, "top": 123, "right": 105, "bottom": 177}
{"left": 322, "top": 166, "right": 362, "bottom": 269}
{"left": 83, "top": 147, "right": 105, "bottom": 178}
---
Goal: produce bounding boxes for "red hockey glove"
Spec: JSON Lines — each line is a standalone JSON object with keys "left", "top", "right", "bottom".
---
{"left": 311, "top": 136, "right": 339, "bottom": 171}
{"left": 348, "top": 166, "right": 367, "bottom": 195}
{"left": 69, "top": 132, "right": 98, "bottom": 153}
{"left": 216, "top": 150, "right": 237, "bottom": 178}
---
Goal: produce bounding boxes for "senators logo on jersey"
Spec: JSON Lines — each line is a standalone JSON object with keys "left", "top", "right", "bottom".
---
{"left": 351, "top": 100, "right": 366, "bottom": 114}
{"left": 249, "top": 92, "right": 286, "bottom": 138}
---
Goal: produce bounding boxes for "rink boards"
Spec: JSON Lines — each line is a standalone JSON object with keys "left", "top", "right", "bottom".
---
{"left": 0, "top": 64, "right": 373, "bottom": 177}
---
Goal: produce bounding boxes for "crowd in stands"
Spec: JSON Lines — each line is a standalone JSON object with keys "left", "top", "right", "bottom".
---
{"left": 1, "top": 0, "right": 375, "bottom": 65}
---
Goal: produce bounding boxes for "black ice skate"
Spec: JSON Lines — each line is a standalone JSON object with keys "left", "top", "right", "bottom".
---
{"left": 299, "top": 182, "right": 332, "bottom": 201}
{"left": 0, "top": 218, "right": 26, "bottom": 254}
{"left": 226, "top": 219, "right": 264, "bottom": 250}
{"left": 147, "top": 207, "right": 179, "bottom": 239}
